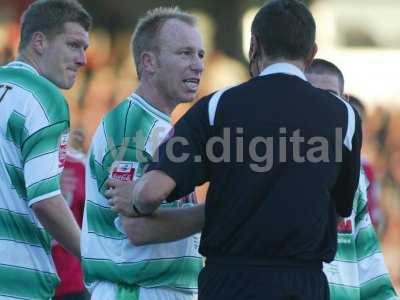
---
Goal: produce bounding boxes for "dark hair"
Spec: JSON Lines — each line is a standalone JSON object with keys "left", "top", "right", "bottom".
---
{"left": 131, "top": 7, "right": 197, "bottom": 79}
{"left": 347, "top": 94, "right": 366, "bottom": 119}
{"left": 19, "top": 0, "right": 92, "bottom": 50}
{"left": 251, "top": 0, "right": 315, "bottom": 60}
{"left": 306, "top": 58, "right": 345, "bottom": 95}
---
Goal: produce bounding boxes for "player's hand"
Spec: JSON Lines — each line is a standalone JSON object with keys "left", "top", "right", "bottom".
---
{"left": 105, "top": 179, "right": 136, "bottom": 217}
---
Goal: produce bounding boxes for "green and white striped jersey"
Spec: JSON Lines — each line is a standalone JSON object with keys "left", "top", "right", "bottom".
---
{"left": 81, "top": 93, "right": 202, "bottom": 294}
{"left": 324, "top": 169, "right": 398, "bottom": 300}
{"left": 0, "top": 61, "right": 70, "bottom": 299}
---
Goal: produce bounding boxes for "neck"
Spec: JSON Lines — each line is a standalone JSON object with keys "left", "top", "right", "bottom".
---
{"left": 257, "top": 57, "right": 306, "bottom": 75}
{"left": 16, "top": 51, "right": 43, "bottom": 75}
{"left": 135, "top": 81, "right": 175, "bottom": 116}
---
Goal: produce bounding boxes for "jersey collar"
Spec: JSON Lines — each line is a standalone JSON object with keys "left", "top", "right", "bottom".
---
{"left": 7, "top": 61, "right": 40, "bottom": 76}
{"left": 259, "top": 63, "right": 307, "bottom": 81}
{"left": 130, "top": 93, "right": 171, "bottom": 123}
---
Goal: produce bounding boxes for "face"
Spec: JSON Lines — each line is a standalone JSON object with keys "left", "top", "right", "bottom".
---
{"left": 152, "top": 19, "right": 204, "bottom": 104}
{"left": 306, "top": 72, "right": 342, "bottom": 96}
{"left": 40, "top": 22, "right": 89, "bottom": 89}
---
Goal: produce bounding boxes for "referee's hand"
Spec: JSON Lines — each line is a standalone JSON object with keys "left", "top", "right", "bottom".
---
{"left": 105, "top": 179, "right": 136, "bottom": 217}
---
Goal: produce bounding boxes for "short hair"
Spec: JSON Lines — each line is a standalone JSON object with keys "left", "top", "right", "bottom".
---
{"left": 131, "top": 7, "right": 197, "bottom": 79}
{"left": 19, "top": 0, "right": 92, "bottom": 51}
{"left": 251, "top": 0, "right": 316, "bottom": 61}
{"left": 348, "top": 94, "right": 366, "bottom": 119}
{"left": 306, "top": 58, "right": 345, "bottom": 95}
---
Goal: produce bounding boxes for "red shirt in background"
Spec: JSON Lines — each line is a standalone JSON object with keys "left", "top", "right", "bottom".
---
{"left": 52, "top": 149, "right": 86, "bottom": 297}
{"left": 362, "top": 157, "right": 383, "bottom": 229}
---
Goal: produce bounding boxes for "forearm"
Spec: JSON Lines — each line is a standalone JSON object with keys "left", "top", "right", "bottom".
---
{"left": 32, "top": 194, "right": 80, "bottom": 257}
{"left": 133, "top": 171, "right": 176, "bottom": 215}
{"left": 124, "top": 204, "right": 205, "bottom": 245}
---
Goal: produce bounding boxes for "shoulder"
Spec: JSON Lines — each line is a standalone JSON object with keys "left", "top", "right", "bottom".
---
{"left": 102, "top": 97, "right": 157, "bottom": 138}
{"left": 0, "top": 66, "right": 68, "bottom": 123}
{"left": 103, "top": 98, "right": 132, "bottom": 127}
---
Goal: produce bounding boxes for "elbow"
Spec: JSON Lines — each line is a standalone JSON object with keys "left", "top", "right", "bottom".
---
{"left": 31, "top": 198, "right": 52, "bottom": 217}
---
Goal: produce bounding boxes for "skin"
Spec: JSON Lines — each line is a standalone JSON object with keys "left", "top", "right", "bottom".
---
{"left": 19, "top": 22, "right": 89, "bottom": 89}
{"left": 135, "top": 18, "right": 205, "bottom": 115}
{"left": 306, "top": 72, "right": 342, "bottom": 96}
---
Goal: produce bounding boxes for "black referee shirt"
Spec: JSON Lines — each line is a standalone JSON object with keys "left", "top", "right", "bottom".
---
{"left": 149, "top": 63, "right": 362, "bottom": 265}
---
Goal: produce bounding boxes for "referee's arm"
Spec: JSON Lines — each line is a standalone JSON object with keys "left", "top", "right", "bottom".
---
{"left": 332, "top": 111, "right": 363, "bottom": 217}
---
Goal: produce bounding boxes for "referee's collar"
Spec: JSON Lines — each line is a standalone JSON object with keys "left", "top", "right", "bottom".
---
{"left": 259, "top": 63, "right": 307, "bottom": 81}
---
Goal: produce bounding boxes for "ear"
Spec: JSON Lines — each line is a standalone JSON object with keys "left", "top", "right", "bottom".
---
{"left": 141, "top": 51, "right": 158, "bottom": 75}
{"left": 304, "top": 43, "right": 318, "bottom": 68}
{"left": 30, "top": 31, "right": 47, "bottom": 55}
{"left": 248, "top": 34, "right": 258, "bottom": 61}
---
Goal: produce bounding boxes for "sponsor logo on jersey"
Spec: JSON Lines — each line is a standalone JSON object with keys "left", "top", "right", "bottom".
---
{"left": 109, "top": 161, "right": 137, "bottom": 181}
{"left": 337, "top": 218, "right": 353, "bottom": 234}
{"left": 58, "top": 133, "right": 69, "bottom": 168}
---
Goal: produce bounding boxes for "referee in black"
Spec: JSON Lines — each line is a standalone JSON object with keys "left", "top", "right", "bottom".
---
{"left": 106, "top": 0, "right": 362, "bottom": 299}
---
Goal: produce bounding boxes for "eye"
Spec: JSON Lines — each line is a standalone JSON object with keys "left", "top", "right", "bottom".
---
{"left": 67, "top": 42, "right": 80, "bottom": 50}
{"left": 181, "top": 50, "right": 192, "bottom": 56}
{"left": 198, "top": 51, "right": 205, "bottom": 59}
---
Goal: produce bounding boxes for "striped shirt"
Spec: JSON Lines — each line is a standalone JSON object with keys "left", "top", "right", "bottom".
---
{"left": 0, "top": 61, "right": 70, "bottom": 299}
{"left": 324, "top": 169, "right": 398, "bottom": 299}
{"left": 81, "top": 93, "right": 202, "bottom": 294}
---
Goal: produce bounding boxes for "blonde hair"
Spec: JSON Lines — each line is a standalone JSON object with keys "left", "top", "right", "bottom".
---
{"left": 131, "top": 7, "right": 197, "bottom": 79}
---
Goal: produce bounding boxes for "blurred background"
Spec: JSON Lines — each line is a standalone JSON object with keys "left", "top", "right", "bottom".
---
{"left": 1, "top": 0, "right": 400, "bottom": 293}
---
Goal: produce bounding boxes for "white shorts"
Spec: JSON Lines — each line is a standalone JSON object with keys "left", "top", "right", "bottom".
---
{"left": 90, "top": 281, "right": 197, "bottom": 300}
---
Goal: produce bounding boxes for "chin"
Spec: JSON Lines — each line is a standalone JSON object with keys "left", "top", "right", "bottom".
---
{"left": 180, "top": 93, "right": 197, "bottom": 103}
{"left": 59, "top": 81, "right": 74, "bottom": 90}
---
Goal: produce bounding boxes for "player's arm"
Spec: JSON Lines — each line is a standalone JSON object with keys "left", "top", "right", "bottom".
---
{"left": 122, "top": 204, "right": 205, "bottom": 246}
{"left": 32, "top": 194, "right": 80, "bottom": 257}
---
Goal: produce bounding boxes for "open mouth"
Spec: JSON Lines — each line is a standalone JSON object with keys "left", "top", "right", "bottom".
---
{"left": 183, "top": 78, "right": 200, "bottom": 91}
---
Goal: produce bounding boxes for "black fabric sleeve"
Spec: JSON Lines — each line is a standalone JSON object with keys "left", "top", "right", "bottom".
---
{"left": 331, "top": 110, "right": 363, "bottom": 217}
{"left": 147, "top": 95, "right": 213, "bottom": 201}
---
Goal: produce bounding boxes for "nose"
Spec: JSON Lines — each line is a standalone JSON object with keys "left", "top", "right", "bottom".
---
{"left": 191, "top": 55, "right": 204, "bottom": 74}
{"left": 75, "top": 48, "right": 87, "bottom": 67}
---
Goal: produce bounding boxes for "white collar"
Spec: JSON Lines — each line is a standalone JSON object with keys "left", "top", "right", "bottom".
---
{"left": 7, "top": 61, "right": 40, "bottom": 76}
{"left": 259, "top": 63, "right": 307, "bottom": 81}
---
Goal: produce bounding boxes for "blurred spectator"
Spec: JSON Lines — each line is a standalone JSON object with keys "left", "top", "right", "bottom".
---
{"left": 0, "top": 46, "right": 13, "bottom": 64}
{"left": 52, "top": 129, "right": 88, "bottom": 300}
{"left": 382, "top": 150, "right": 400, "bottom": 213}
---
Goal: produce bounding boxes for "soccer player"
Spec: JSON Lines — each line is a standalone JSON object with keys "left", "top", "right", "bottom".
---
{"left": 0, "top": 0, "right": 91, "bottom": 299}
{"left": 306, "top": 58, "right": 398, "bottom": 300}
{"left": 81, "top": 7, "right": 204, "bottom": 300}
